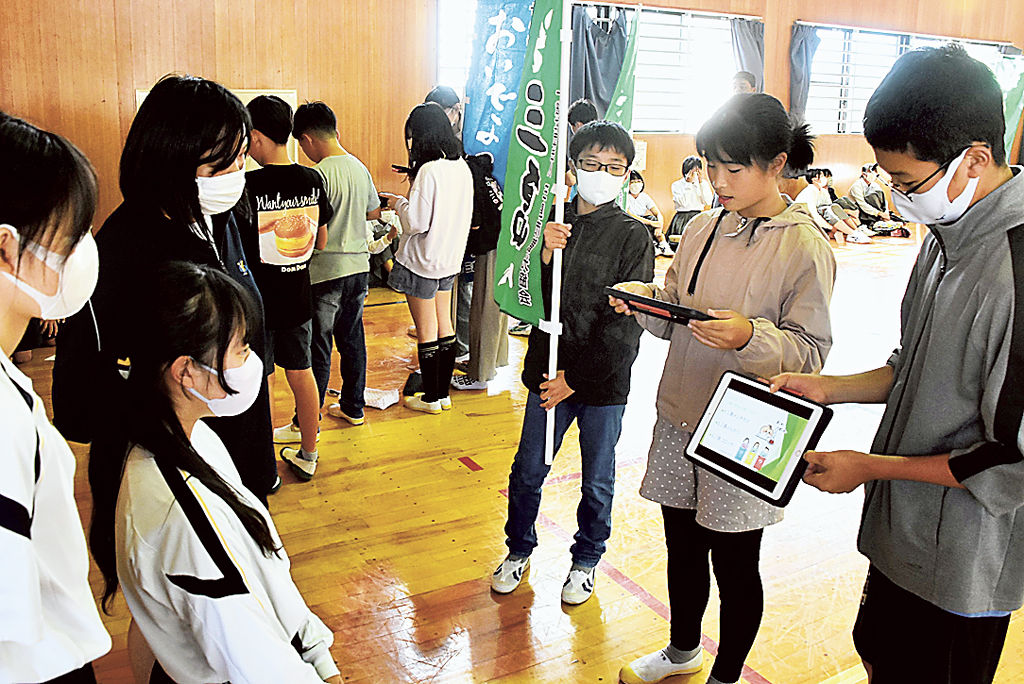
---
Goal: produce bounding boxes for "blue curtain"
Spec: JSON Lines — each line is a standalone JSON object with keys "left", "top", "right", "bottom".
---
{"left": 730, "top": 18, "right": 765, "bottom": 92}
{"left": 789, "top": 23, "right": 821, "bottom": 122}
{"left": 569, "top": 6, "right": 627, "bottom": 118}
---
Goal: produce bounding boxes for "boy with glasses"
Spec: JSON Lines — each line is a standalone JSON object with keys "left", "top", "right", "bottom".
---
{"left": 491, "top": 121, "right": 654, "bottom": 605}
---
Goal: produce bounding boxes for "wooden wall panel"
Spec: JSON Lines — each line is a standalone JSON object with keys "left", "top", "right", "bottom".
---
{"left": 0, "top": 0, "right": 435, "bottom": 223}
{"left": 1, "top": 0, "right": 1022, "bottom": 225}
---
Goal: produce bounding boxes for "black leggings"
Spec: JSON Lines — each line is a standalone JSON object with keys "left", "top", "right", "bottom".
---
{"left": 663, "top": 506, "right": 764, "bottom": 683}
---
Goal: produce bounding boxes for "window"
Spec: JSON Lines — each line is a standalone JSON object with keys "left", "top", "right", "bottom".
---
{"left": 804, "top": 25, "right": 1006, "bottom": 135}
{"left": 633, "top": 10, "right": 738, "bottom": 133}
{"left": 436, "top": 0, "right": 479, "bottom": 98}
{"left": 436, "top": 1, "right": 746, "bottom": 132}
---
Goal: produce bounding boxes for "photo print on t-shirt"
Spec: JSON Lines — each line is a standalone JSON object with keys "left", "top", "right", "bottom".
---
{"left": 256, "top": 197, "right": 321, "bottom": 266}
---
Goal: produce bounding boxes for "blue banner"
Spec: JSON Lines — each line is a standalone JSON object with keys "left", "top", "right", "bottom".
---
{"left": 462, "top": 0, "right": 534, "bottom": 189}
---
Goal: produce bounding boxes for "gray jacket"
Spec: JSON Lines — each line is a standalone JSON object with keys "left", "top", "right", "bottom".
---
{"left": 862, "top": 167, "right": 1024, "bottom": 614}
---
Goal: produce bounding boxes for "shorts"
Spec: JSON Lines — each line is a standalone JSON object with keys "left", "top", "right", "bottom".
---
{"left": 388, "top": 260, "right": 455, "bottom": 300}
{"left": 266, "top": 319, "right": 313, "bottom": 371}
{"left": 852, "top": 567, "right": 1010, "bottom": 684}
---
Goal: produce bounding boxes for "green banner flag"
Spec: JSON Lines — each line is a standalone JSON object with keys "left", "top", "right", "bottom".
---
{"left": 494, "top": 0, "right": 565, "bottom": 326}
{"left": 605, "top": 10, "right": 640, "bottom": 209}
{"left": 996, "top": 56, "right": 1024, "bottom": 154}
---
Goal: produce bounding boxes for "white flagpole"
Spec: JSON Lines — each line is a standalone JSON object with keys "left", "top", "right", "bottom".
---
{"left": 545, "top": 0, "right": 573, "bottom": 466}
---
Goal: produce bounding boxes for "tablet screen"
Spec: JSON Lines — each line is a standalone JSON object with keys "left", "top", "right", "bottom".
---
{"left": 690, "top": 376, "right": 820, "bottom": 498}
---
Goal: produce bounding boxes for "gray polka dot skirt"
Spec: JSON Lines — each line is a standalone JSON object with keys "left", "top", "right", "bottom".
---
{"left": 639, "top": 415, "right": 784, "bottom": 533}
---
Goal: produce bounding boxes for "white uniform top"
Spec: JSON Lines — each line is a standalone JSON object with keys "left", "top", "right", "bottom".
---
{"left": 116, "top": 421, "right": 338, "bottom": 684}
{"left": 0, "top": 354, "right": 111, "bottom": 682}
{"left": 671, "top": 178, "right": 714, "bottom": 212}
{"left": 393, "top": 157, "right": 474, "bottom": 279}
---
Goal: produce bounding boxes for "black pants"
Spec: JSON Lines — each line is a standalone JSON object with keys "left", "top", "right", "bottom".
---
{"left": 663, "top": 506, "right": 764, "bottom": 683}
{"left": 853, "top": 567, "right": 1010, "bottom": 684}
{"left": 44, "top": 663, "right": 97, "bottom": 683}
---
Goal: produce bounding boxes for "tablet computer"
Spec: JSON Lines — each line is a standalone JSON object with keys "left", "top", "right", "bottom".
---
{"left": 604, "top": 286, "right": 714, "bottom": 324}
{"left": 684, "top": 371, "right": 833, "bottom": 506}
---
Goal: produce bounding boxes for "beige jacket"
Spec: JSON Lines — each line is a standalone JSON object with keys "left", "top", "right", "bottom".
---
{"left": 638, "top": 204, "right": 837, "bottom": 433}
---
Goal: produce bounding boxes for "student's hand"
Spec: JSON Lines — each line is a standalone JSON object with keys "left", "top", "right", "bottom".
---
{"left": 688, "top": 309, "right": 754, "bottom": 350}
{"left": 325, "top": 676, "right": 343, "bottom": 684}
{"left": 544, "top": 222, "right": 571, "bottom": 251}
{"left": 539, "top": 371, "right": 574, "bottom": 410}
{"left": 387, "top": 226, "right": 399, "bottom": 241}
{"left": 40, "top": 319, "right": 60, "bottom": 338}
{"left": 607, "top": 281, "right": 654, "bottom": 315}
{"left": 881, "top": 211, "right": 891, "bottom": 221}
{"left": 768, "top": 372, "right": 831, "bottom": 404}
{"left": 380, "top": 191, "right": 406, "bottom": 205}
{"left": 803, "top": 450, "right": 875, "bottom": 493}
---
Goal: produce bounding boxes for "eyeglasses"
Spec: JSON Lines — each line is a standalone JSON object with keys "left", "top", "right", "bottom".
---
{"left": 892, "top": 144, "right": 987, "bottom": 201}
{"left": 575, "top": 159, "right": 629, "bottom": 177}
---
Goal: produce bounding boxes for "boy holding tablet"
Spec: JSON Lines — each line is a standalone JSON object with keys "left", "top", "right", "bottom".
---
{"left": 491, "top": 121, "right": 654, "bottom": 605}
{"left": 773, "top": 45, "right": 1024, "bottom": 684}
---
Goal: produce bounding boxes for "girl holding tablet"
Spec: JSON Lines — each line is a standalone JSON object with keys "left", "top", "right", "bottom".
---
{"left": 89, "top": 262, "right": 341, "bottom": 683}
{"left": 610, "top": 94, "right": 836, "bottom": 684}
{"left": 0, "top": 114, "right": 111, "bottom": 682}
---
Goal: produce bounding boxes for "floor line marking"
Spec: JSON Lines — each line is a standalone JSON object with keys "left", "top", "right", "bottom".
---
{"left": 458, "top": 456, "right": 484, "bottom": 472}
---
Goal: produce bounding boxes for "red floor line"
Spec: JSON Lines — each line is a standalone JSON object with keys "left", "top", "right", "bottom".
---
{"left": 500, "top": 501, "right": 774, "bottom": 684}
{"left": 458, "top": 456, "right": 484, "bottom": 471}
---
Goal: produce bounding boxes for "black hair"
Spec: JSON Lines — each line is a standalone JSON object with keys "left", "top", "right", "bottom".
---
{"left": 681, "top": 155, "right": 703, "bottom": 176}
{"left": 733, "top": 71, "right": 757, "bottom": 89}
{"left": 695, "top": 93, "right": 814, "bottom": 174}
{"left": 404, "top": 103, "right": 463, "bottom": 180}
{"left": 568, "top": 99, "right": 599, "bottom": 126}
{"left": 89, "top": 261, "right": 279, "bottom": 614}
{"left": 804, "top": 168, "right": 825, "bottom": 183}
{"left": 629, "top": 170, "right": 645, "bottom": 192}
{"left": 861, "top": 163, "right": 877, "bottom": 174}
{"left": 821, "top": 168, "right": 833, "bottom": 178}
{"left": 247, "top": 95, "right": 293, "bottom": 146}
{"left": 120, "top": 75, "right": 250, "bottom": 229}
{"left": 568, "top": 120, "right": 635, "bottom": 166}
{"left": 0, "top": 112, "right": 97, "bottom": 260}
{"left": 424, "top": 86, "right": 461, "bottom": 109}
{"left": 292, "top": 101, "right": 337, "bottom": 140}
{"left": 865, "top": 44, "right": 1006, "bottom": 166}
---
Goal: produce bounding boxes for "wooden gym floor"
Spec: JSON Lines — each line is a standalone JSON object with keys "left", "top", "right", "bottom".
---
{"left": 23, "top": 225, "right": 1022, "bottom": 682}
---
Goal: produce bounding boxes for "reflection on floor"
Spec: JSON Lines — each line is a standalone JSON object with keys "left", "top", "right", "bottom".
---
{"left": 28, "top": 224, "right": 1021, "bottom": 682}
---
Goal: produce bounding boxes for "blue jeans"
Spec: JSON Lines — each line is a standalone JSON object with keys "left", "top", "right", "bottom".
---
{"left": 504, "top": 392, "right": 626, "bottom": 567}
{"left": 310, "top": 273, "right": 368, "bottom": 417}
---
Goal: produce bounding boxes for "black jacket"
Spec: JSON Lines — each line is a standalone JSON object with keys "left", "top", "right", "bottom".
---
{"left": 522, "top": 200, "right": 654, "bottom": 405}
{"left": 53, "top": 201, "right": 276, "bottom": 497}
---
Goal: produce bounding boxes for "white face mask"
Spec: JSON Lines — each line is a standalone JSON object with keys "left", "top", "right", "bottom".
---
{"left": 0, "top": 224, "right": 99, "bottom": 319}
{"left": 196, "top": 168, "right": 246, "bottom": 216}
{"left": 891, "top": 148, "right": 979, "bottom": 225}
{"left": 576, "top": 169, "right": 625, "bottom": 206}
{"left": 188, "top": 351, "right": 263, "bottom": 417}
{"left": 629, "top": 182, "right": 643, "bottom": 196}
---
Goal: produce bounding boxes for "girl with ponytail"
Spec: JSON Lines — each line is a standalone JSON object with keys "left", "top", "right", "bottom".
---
{"left": 609, "top": 94, "right": 837, "bottom": 684}
{"left": 89, "top": 261, "right": 341, "bottom": 684}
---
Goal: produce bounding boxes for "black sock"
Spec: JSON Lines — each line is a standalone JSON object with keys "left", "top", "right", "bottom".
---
{"left": 417, "top": 341, "right": 440, "bottom": 402}
{"left": 437, "top": 335, "right": 457, "bottom": 399}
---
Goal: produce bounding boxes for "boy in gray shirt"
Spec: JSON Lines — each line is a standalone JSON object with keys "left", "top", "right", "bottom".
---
{"left": 773, "top": 45, "right": 1024, "bottom": 684}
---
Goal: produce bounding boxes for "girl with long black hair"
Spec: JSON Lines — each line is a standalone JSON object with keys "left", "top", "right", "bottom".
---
{"left": 0, "top": 112, "right": 111, "bottom": 683}
{"left": 54, "top": 74, "right": 279, "bottom": 502}
{"left": 91, "top": 260, "right": 341, "bottom": 683}
{"left": 382, "top": 102, "right": 474, "bottom": 414}
{"left": 611, "top": 94, "right": 836, "bottom": 684}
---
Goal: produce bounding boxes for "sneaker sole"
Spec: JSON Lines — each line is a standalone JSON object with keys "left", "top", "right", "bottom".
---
{"left": 283, "top": 460, "right": 315, "bottom": 482}
{"left": 618, "top": 660, "right": 703, "bottom": 684}
{"left": 329, "top": 411, "right": 365, "bottom": 425}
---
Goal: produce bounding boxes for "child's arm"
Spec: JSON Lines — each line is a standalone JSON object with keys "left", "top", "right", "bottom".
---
{"left": 315, "top": 224, "right": 328, "bottom": 251}
{"left": 691, "top": 236, "right": 836, "bottom": 377}
{"left": 386, "top": 171, "right": 434, "bottom": 237}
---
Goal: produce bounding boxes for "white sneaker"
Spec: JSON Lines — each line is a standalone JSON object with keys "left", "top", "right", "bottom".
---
{"left": 405, "top": 395, "right": 442, "bottom": 414}
{"left": 847, "top": 230, "right": 873, "bottom": 244}
{"left": 455, "top": 352, "right": 470, "bottom": 364}
{"left": 273, "top": 422, "right": 319, "bottom": 444}
{"left": 491, "top": 555, "right": 530, "bottom": 594}
{"left": 561, "top": 565, "right": 596, "bottom": 605}
{"left": 619, "top": 647, "right": 704, "bottom": 684}
{"left": 439, "top": 396, "right": 452, "bottom": 411}
{"left": 451, "top": 375, "right": 487, "bottom": 391}
{"left": 327, "top": 404, "right": 364, "bottom": 425}
{"left": 280, "top": 447, "right": 317, "bottom": 482}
